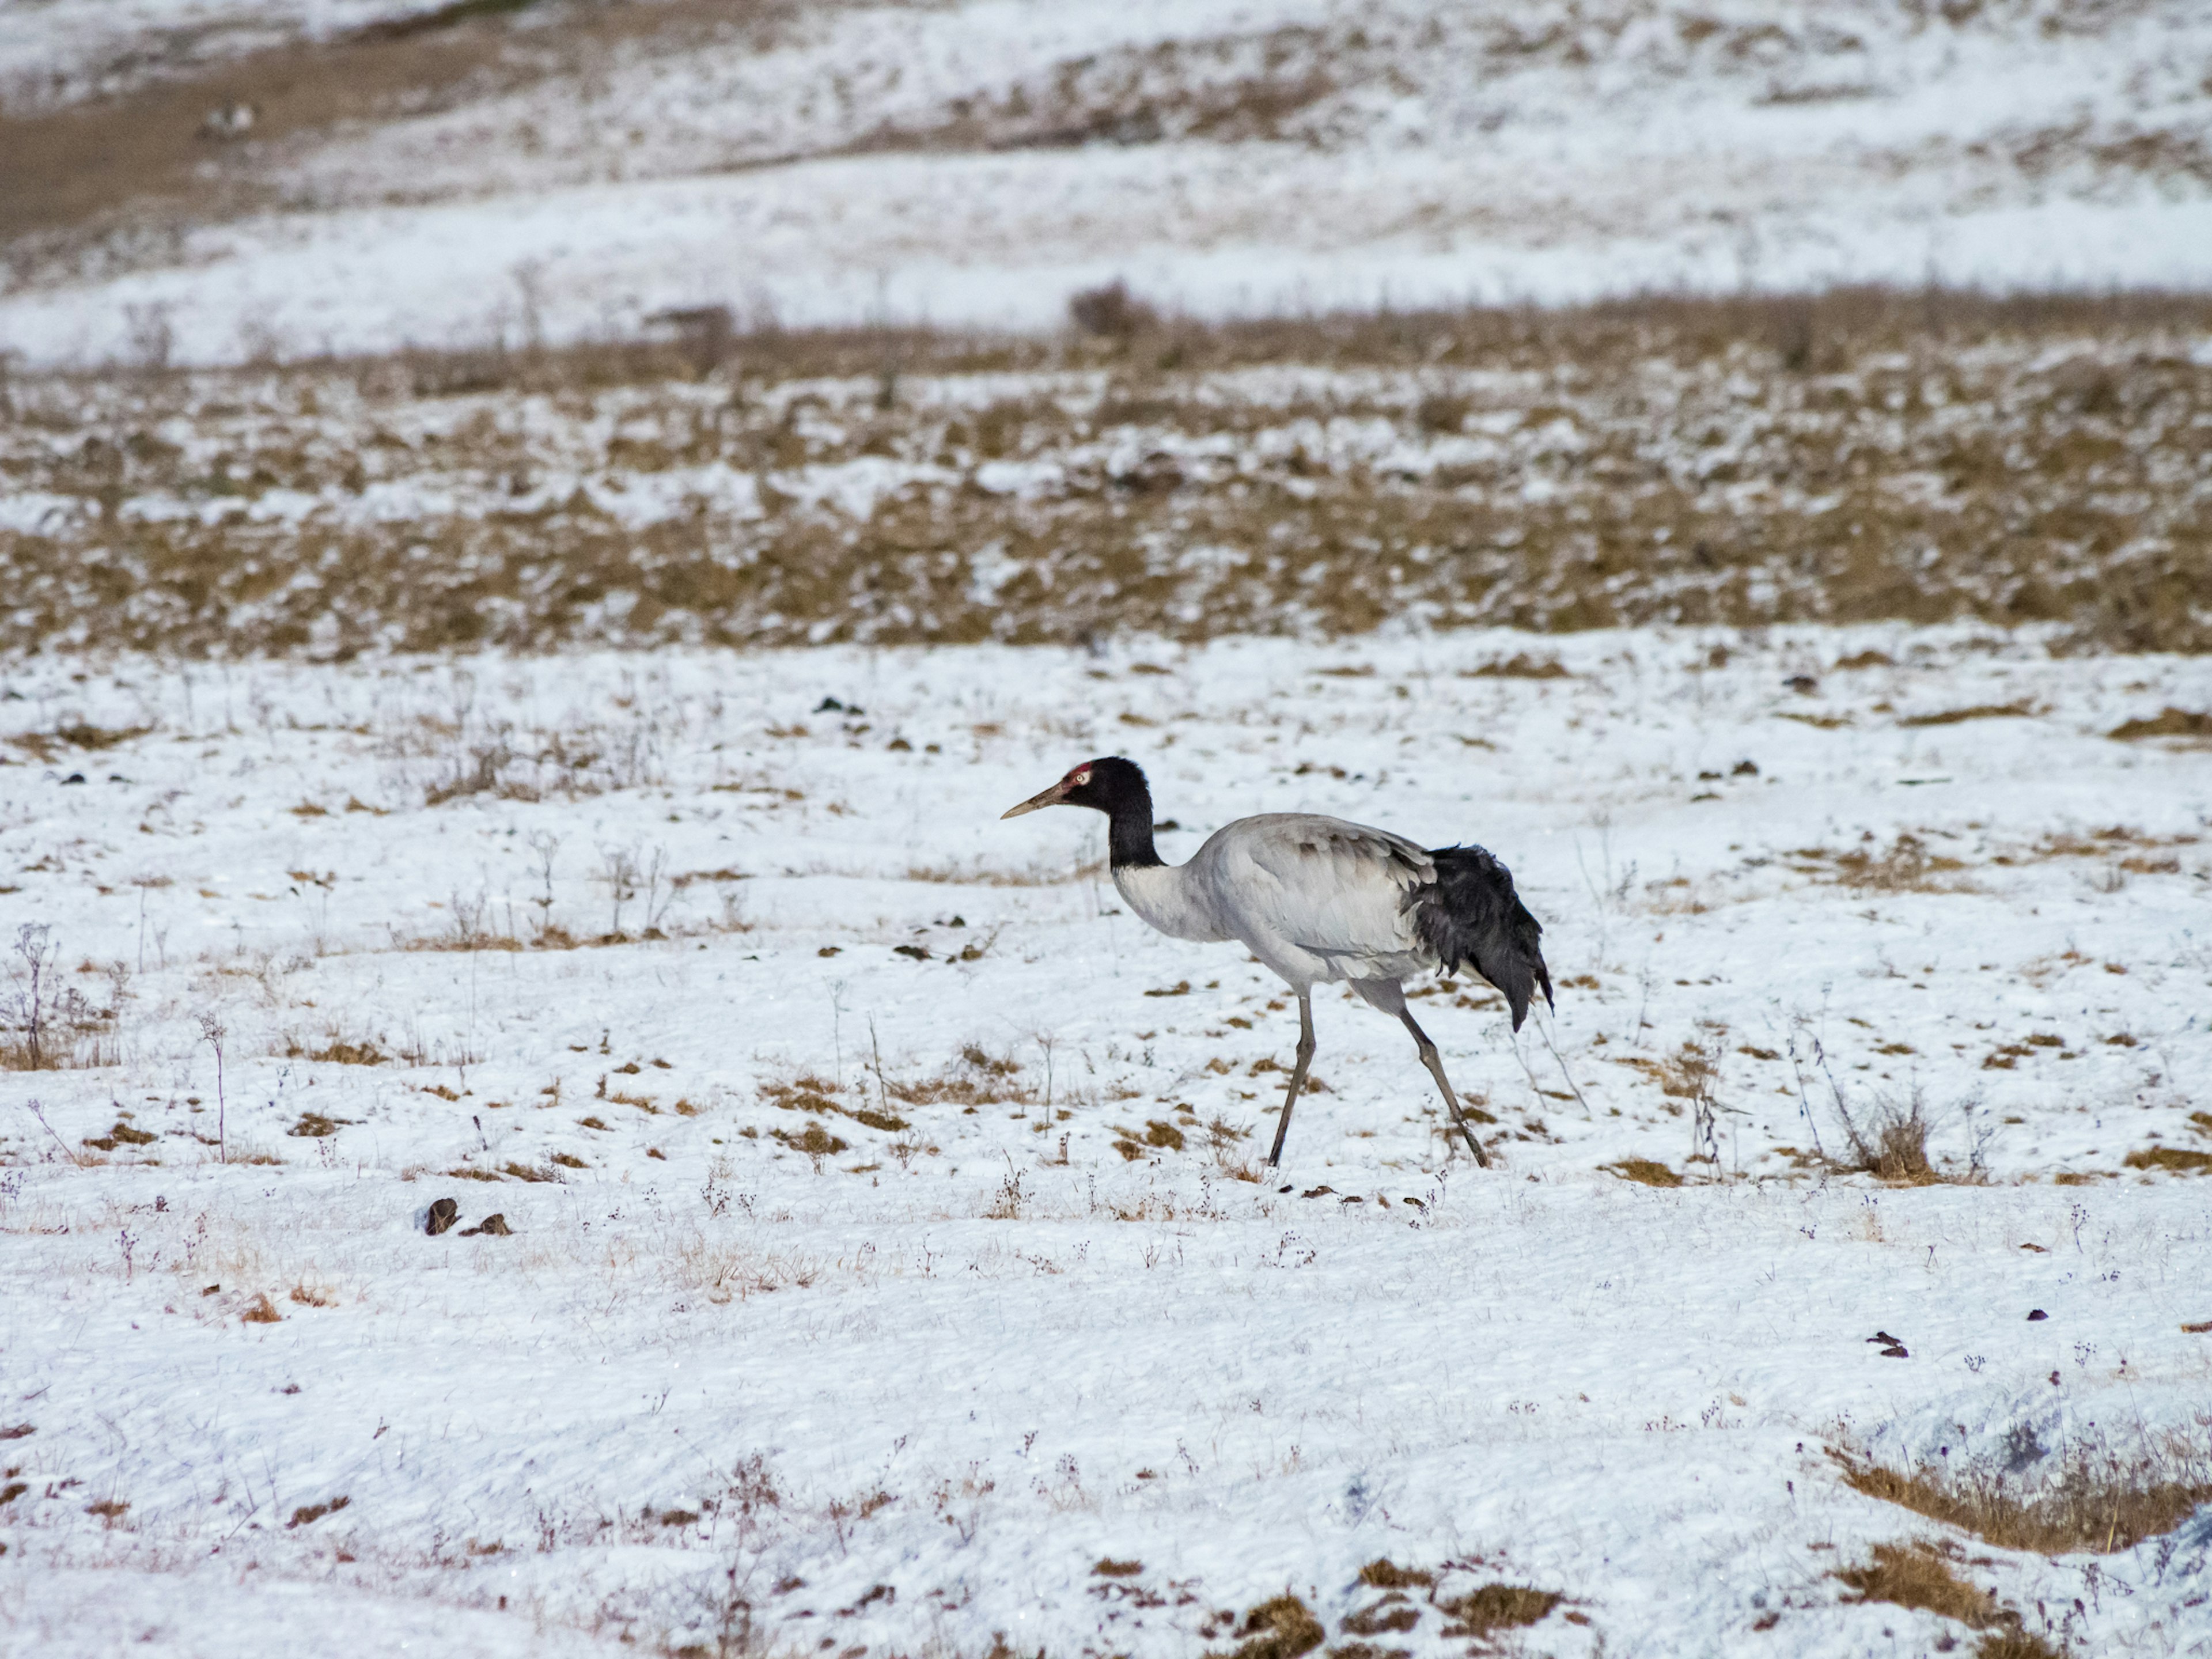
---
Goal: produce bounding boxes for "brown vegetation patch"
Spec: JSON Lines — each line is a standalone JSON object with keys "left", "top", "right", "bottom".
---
{"left": 1833, "top": 1539, "right": 2014, "bottom": 1633}
{"left": 1, "top": 970, "right": 121, "bottom": 1072}
{"left": 1829, "top": 1090, "right": 1947, "bottom": 1184}
{"left": 1436, "top": 1583, "right": 1562, "bottom": 1637}
{"left": 2123, "top": 1146, "right": 2212, "bottom": 1175}
{"left": 885, "top": 1045, "right": 1032, "bottom": 1108}
{"left": 286, "top": 1495, "right": 350, "bottom": 1527}
{"left": 1994, "top": 825, "right": 2200, "bottom": 868}
{"left": 849, "top": 1107, "right": 908, "bottom": 1133}
{"left": 772, "top": 1124, "right": 849, "bottom": 1157}
{"left": 9, "top": 724, "right": 153, "bottom": 761}
{"left": 7, "top": 293, "right": 2212, "bottom": 657}
{"left": 2109, "top": 707, "right": 2212, "bottom": 741}
{"left": 1833, "top": 1440, "right": 2212, "bottom": 1555}
{"left": 1791, "top": 835, "right": 1975, "bottom": 895}
{"left": 1339, "top": 1601, "right": 1421, "bottom": 1635}
{"left": 285, "top": 1035, "right": 388, "bottom": 1066}
{"left": 1463, "top": 653, "right": 1570, "bottom": 679}
{"left": 1356, "top": 1559, "right": 1434, "bottom": 1590}
{"left": 1896, "top": 701, "right": 2037, "bottom": 727}
{"left": 1604, "top": 1157, "right": 1684, "bottom": 1188}
{"left": 78, "top": 1118, "right": 156, "bottom": 1153}
{"left": 1208, "top": 1594, "right": 1325, "bottom": 1659}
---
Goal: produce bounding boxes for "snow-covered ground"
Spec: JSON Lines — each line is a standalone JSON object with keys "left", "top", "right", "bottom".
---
{"left": 3, "top": 627, "right": 2210, "bottom": 1656}
{"left": 5, "top": 0, "right": 2211, "bottom": 366}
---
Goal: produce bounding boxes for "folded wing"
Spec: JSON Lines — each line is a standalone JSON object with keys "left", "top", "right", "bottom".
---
{"left": 1208, "top": 815, "right": 1434, "bottom": 974}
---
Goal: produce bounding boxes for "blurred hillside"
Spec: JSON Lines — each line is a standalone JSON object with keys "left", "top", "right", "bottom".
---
{"left": 3, "top": 0, "right": 2209, "bottom": 366}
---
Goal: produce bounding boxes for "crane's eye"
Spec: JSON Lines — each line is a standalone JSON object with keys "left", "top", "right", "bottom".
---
{"left": 1071, "top": 769, "right": 1092, "bottom": 786}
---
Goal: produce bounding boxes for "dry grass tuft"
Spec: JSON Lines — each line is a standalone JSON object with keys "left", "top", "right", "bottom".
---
{"left": 1463, "top": 653, "right": 1570, "bottom": 679}
{"left": 1829, "top": 1089, "right": 1948, "bottom": 1185}
{"left": 1975, "top": 1633, "right": 2070, "bottom": 1659}
{"left": 9, "top": 724, "right": 153, "bottom": 762}
{"left": 1897, "top": 701, "right": 2037, "bottom": 727}
{"left": 1604, "top": 1158, "right": 1684, "bottom": 1188}
{"left": 1833, "top": 1435, "right": 2212, "bottom": 1555}
{"left": 772, "top": 1124, "right": 849, "bottom": 1158}
{"left": 885, "top": 1045, "right": 1033, "bottom": 1107}
{"left": 760, "top": 1074, "right": 842, "bottom": 1113}
{"left": 2108, "top": 707, "right": 2212, "bottom": 741}
{"left": 1093, "top": 1558, "right": 1143, "bottom": 1577}
{"left": 762, "top": 1070, "right": 911, "bottom": 1132}
{"left": 1436, "top": 1583, "right": 1562, "bottom": 1637}
{"left": 1207, "top": 1594, "right": 1325, "bottom": 1659}
{"left": 1834, "top": 1539, "right": 2069, "bottom": 1657}
{"left": 1356, "top": 1558, "right": 1434, "bottom": 1589}
{"left": 79, "top": 1119, "right": 156, "bottom": 1152}
{"left": 240, "top": 1293, "right": 283, "bottom": 1324}
{"left": 284, "top": 1032, "right": 388, "bottom": 1066}
{"left": 1793, "top": 835, "right": 1975, "bottom": 895}
{"left": 287, "top": 1496, "right": 350, "bottom": 1527}
{"left": 1, "top": 944, "right": 122, "bottom": 1072}
{"left": 1995, "top": 825, "right": 2200, "bottom": 869}
{"left": 1834, "top": 1539, "right": 2005, "bottom": 1626}
{"left": 2123, "top": 1146, "right": 2212, "bottom": 1175}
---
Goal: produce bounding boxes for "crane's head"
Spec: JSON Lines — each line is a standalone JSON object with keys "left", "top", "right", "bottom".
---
{"left": 1001, "top": 756, "right": 1148, "bottom": 819}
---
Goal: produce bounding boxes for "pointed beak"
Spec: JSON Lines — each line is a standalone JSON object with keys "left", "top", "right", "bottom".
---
{"left": 1001, "top": 779, "right": 1067, "bottom": 820}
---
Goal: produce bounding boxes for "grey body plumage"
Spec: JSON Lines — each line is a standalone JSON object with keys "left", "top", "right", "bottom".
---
{"left": 1003, "top": 756, "right": 1554, "bottom": 1167}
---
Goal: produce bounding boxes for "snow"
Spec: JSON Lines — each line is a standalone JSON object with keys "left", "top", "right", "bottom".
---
{"left": 6, "top": 0, "right": 2211, "bottom": 366}
{"left": 2, "top": 627, "right": 2210, "bottom": 1654}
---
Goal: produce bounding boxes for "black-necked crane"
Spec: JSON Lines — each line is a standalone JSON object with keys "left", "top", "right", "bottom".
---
{"left": 1003, "top": 756, "right": 1552, "bottom": 1168}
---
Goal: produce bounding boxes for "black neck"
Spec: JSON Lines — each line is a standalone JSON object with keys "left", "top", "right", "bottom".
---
{"left": 1105, "top": 787, "right": 1161, "bottom": 870}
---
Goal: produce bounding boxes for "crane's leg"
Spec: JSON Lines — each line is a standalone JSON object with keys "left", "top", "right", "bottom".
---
{"left": 1399, "top": 1009, "right": 1491, "bottom": 1169}
{"left": 1264, "top": 992, "right": 1316, "bottom": 1168}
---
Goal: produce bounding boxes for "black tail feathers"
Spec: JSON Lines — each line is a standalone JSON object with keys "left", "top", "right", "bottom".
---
{"left": 1410, "top": 845, "right": 1554, "bottom": 1030}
